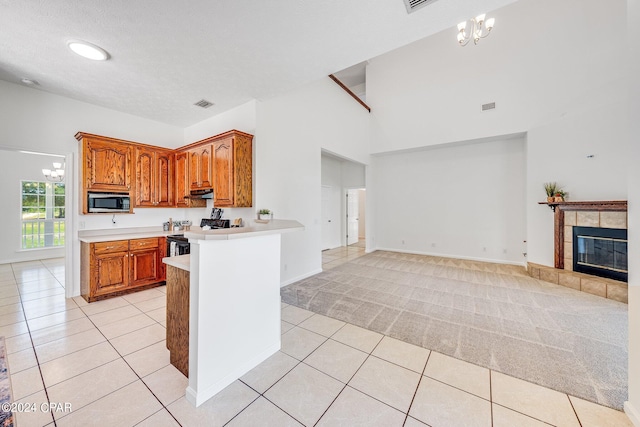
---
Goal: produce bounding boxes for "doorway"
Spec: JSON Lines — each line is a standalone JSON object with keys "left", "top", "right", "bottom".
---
{"left": 346, "top": 188, "right": 366, "bottom": 248}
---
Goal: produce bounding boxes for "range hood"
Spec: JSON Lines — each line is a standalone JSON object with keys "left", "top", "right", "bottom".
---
{"left": 190, "top": 189, "right": 213, "bottom": 199}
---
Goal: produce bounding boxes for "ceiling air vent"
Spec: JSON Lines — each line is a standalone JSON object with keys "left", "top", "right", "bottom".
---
{"left": 194, "top": 99, "right": 214, "bottom": 109}
{"left": 482, "top": 102, "right": 496, "bottom": 111}
{"left": 403, "top": 0, "right": 440, "bottom": 14}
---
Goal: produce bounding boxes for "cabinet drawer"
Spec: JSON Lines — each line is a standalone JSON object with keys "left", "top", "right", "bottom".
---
{"left": 93, "top": 240, "right": 129, "bottom": 255}
{"left": 130, "top": 237, "right": 159, "bottom": 250}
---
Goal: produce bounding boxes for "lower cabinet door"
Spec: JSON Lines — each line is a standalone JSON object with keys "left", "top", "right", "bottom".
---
{"left": 94, "top": 251, "right": 129, "bottom": 295}
{"left": 130, "top": 249, "right": 160, "bottom": 287}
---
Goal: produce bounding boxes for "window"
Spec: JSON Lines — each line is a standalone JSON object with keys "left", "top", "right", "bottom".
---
{"left": 21, "top": 181, "right": 65, "bottom": 249}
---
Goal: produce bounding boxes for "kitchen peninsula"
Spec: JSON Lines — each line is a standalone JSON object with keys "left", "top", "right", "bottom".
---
{"left": 162, "top": 219, "right": 304, "bottom": 407}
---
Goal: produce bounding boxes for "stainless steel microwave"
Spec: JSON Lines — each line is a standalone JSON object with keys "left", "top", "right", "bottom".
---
{"left": 88, "top": 192, "right": 131, "bottom": 213}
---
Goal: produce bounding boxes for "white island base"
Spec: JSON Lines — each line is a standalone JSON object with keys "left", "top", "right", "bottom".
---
{"left": 163, "top": 220, "right": 303, "bottom": 407}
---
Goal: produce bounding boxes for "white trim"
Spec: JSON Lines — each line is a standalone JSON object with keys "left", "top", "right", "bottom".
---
{"left": 280, "top": 268, "right": 323, "bottom": 287}
{"left": 374, "top": 247, "right": 527, "bottom": 267}
{"left": 625, "top": 401, "right": 640, "bottom": 427}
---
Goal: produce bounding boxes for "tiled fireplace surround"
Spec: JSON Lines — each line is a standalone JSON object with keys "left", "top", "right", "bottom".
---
{"left": 528, "top": 201, "right": 628, "bottom": 303}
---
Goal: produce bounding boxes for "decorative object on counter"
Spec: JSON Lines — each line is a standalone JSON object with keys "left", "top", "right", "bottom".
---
{"left": 163, "top": 222, "right": 170, "bottom": 231}
{"left": 173, "top": 221, "right": 183, "bottom": 231}
{"left": 181, "top": 220, "right": 192, "bottom": 231}
{"left": 258, "top": 209, "right": 272, "bottom": 221}
{"left": 168, "top": 217, "right": 173, "bottom": 231}
{"left": 232, "top": 218, "right": 243, "bottom": 227}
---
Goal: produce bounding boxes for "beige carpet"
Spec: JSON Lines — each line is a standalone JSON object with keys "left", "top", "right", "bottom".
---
{"left": 281, "top": 250, "right": 628, "bottom": 410}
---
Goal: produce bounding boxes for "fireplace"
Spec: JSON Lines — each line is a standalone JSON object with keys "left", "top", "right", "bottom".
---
{"left": 573, "top": 226, "right": 628, "bottom": 282}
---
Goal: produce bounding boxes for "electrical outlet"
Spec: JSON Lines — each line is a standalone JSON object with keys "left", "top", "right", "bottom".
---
{"left": 401, "top": 240, "right": 405, "bottom": 245}
{"left": 503, "top": 249, "right": 507, "bottom": 254}
{"left": 284, "top": 264, "right": 288, "bottom": 271}
{"left": 483, "top": 247, "right": 487, "bottom": 252}
{"left": 431, "top": 243, "right": 436, "bottom": 247}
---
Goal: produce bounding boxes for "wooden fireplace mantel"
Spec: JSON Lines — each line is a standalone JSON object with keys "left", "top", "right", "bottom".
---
{"left": 539, "top": 200, "right": 627, "bottom": 269}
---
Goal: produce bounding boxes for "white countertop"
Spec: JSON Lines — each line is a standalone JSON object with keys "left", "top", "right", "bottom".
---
{"left": 78, "top": 220, "right": 304, "bottom": 243}
{"left": 184, "top": 219, "right": 304, "bottom": 241}
{"left": 163, "top": 254, "right": 190, "bottom": 271}
{"left": 79, "top": 229, "right": 181, "bottom": 243}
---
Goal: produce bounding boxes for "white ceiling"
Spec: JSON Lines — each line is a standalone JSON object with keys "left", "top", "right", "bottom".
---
{"left": 0, "top": 0, "right": 517, "bottom": 127}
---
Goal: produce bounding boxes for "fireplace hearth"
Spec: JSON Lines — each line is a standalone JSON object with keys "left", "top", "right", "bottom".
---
{"left": 529, "top": 200, "right": 628, "bottom": 303}
{"left": 573, "top": 226, "right": 627, "bottom": 282}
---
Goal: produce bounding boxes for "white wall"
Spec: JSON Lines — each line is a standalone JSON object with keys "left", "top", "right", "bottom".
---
{"left": 256, "top": 77, "right": 370, "bottom": 285}
{"left": 366, "top": 0, "right": 628, "bottom": 267}
{"left": 0, "top": 80, "right": 187, "bottom": 295}
{"left": 373, "top": 136, "right": 526, "bottom": 264}
{"left": 626, "top": 0, "right": 639, "bottom": 423}
{"left": 0, "top": 150, "right": 66, "bottom": 262}
{"left": 526, "top": 99, "right": 628, "bottom": 265}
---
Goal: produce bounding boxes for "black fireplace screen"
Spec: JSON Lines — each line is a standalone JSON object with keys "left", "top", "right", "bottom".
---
{"left": 573, "top": 226, "right": 627, "bottom": 282}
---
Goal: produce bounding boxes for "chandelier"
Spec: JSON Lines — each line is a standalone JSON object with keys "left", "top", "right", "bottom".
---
{"left": 457, "top": 14, "right": 495, "bottom": 46}
{"left": 42, "top": 162, "right": 65, "bottom": 182}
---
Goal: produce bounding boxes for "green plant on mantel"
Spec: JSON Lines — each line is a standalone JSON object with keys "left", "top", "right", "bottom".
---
{"left": 543, "top": 182, "right": 567, "bottom": 202}
{"left": 544, "top": 182, "right": 559, "bottom": 198}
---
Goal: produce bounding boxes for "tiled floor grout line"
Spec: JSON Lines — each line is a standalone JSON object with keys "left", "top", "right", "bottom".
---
{"left": 489, "top": 369, "right": 494, "bottom": 427}
{"left": 12, "top": 264, "right": 58, "bottom": 427}
{"left": 402, "top": 350, "right": 430, "bottom": 426}
{"left": 59, "top": 299, "right": 184, "bottom": 427}
{"left": 568, "top": 394, "right": 584, "bottom": 427}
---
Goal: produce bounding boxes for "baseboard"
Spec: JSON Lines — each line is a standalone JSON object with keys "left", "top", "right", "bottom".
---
{"left": 186, "top": 341, "right": 280, "bottom": 407}
{"left": 625, "top": 401, "right": 640, "bottom": 427}
{"left": 280, "top": 268, "right": 323, "bottom": 287}
{"left": 374, "top": 247, "right": 527, "bottom": 267}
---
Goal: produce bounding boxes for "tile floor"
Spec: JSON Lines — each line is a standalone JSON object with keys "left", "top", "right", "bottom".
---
{"left": 1, "top": 258, "right": 634, "bottom": 426}
{"left": 322, "top": 241, "right": 366, "bottom": 270}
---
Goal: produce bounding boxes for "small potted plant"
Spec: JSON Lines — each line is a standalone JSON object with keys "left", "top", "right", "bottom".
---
{"left": 554, "top": 190, "right": 567, "bottom": 202}
{"left": 258, "top": 209, "right": 271, "bottom": 220}
{"left": 543, "top": 182, "right": 559, "bottom": 203}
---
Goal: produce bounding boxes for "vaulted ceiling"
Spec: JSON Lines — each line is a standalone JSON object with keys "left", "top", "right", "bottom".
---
{"left": 0, "top": 0, "right": 517, "bottom": 126}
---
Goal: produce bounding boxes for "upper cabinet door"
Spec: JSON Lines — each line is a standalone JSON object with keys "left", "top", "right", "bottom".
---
{"left": 189, "top": 144, "right": 213, "bottom": 190}
{"left": 135, "top": 147, "right": 174, "bottom": 207}
{"left": 175, "top": 151, "right": 190, "bottom": 208}
{"left": 83, "top": 138, "right": 132, "bottom": 193}
{"left": 213, "top": 139, "right": 233, "bottom": 206}
{"left": 155, "top": 150, "right": 174, "bottom": 207}
{"left": 135, "top": 146, "right": 155, "bottom": 207}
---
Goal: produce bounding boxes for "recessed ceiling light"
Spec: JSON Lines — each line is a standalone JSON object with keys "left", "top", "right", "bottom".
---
{"left": 21, "top": 78, "right": 39, "bottom": 86}
{"left": 67, "top": 40, "right": 110, "bottom": 61}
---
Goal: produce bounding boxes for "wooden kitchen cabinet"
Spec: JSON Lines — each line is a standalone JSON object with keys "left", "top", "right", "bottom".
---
{"left": 135, "top": 146, "right": 174, "bottom": 207}
{"left": 92, "top": 240, "right": 130, "bottom": 296}
{"left": 175, "top": 150, "right": 206, "bottom": 208}
{"left": 212, "top": 132, "right": 253, "bottom": 207}
{"left": 189, "top": 143, "right": 213, "bottom": 190}
{"left": 81, "top": 237, "right": 166, "bottom": 302}
{"left": 78, "top": 134, "right": 133, "bottom": 193}
{"left": 77, "top": 133, "right": 134, "bottom": 213}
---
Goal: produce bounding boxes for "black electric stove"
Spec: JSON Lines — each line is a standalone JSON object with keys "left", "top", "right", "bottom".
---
{"left": 200, "top": 218, "right": 230, "bottom": 229}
